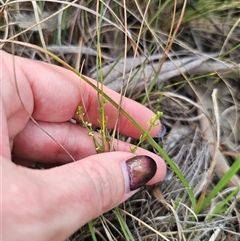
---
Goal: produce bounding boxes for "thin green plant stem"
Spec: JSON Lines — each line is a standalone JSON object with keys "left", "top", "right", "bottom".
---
{"left": 219, "top": 43, "right": 240, "bottom": 59}
{"left": 114, "top": 207, "right": 132, "bottom": 241}
{"left": 96, "top": 1, "right": 109, "bottom": 152}
{"left": 145, "top": 0, "right": 172, "bottom": 28}
{"left": 88, "top": 220, "right": 97, "bottom": 241}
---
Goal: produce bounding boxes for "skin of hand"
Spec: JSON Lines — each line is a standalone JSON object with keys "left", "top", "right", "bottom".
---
{"left": 0, "top": 50, "right": 166, "bottom": 241}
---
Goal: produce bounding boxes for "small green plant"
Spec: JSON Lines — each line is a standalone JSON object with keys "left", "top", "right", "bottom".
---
{"left": 130, "top": 111, "right": 163, "bottom": 153}
{"left": 76, "top": 105, "right": 106, "bottom": 152}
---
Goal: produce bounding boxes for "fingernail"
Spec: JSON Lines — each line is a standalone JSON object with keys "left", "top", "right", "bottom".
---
{"left": 121, "top": 155, "right": 157, "bottom": 192}
{"left": 155, "top": 125, "right": 167, "bottom": 138}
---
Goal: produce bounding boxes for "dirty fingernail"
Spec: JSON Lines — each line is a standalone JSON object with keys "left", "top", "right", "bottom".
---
{"left": 122, "top": 155, "right": 157, "bottom": 192}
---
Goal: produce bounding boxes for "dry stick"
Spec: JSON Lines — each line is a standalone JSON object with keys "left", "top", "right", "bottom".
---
{"left": 151, "top": 185, "right": 170, "bottom": 211}
{"left": 211, "top": 89, "right": 221, "bottom": 178}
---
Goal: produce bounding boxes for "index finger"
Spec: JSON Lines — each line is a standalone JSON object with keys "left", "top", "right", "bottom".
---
{"left": 5, "top": 51, "right": 161, "bottom": 138}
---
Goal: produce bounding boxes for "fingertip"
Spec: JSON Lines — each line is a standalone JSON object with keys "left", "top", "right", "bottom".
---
{"left": 120, "top": 152, "right": 166, "bottom": 193}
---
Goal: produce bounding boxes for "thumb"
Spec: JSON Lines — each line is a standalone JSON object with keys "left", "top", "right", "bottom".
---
{"left": 36, "top": 151, "right": 166, "bottom": 240}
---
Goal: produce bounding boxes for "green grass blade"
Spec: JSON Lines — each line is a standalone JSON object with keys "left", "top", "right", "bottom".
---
{"left": 197, "top": 157, "right": 240, "bottom": 213}
{"left": 114, "top": 207, "right": 132, "bottom": 241}
{"left": 88, "top": 220, "right": 97, "bottom": 241}
{"left": 208, "top": 186, "right": 240, "bottom": 220}
{"left": 147, "top": 138, "right": 197, "bottom": 209}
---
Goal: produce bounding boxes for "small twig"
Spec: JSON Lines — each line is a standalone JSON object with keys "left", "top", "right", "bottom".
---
{"left": 152, "top": 185, "right": 170, "bottom": 211}
{"left": 196, "top": 89, "right": 220, "bottom": 211}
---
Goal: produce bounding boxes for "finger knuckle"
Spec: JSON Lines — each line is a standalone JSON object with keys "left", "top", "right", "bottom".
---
{"left": 83, "top": 159, "right": 118, "bottom": 212}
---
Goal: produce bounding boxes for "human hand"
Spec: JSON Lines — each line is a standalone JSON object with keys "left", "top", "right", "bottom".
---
{"left": 0, "top": 50, "right": 166, "bottom": 241}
